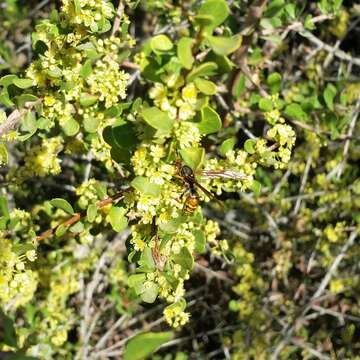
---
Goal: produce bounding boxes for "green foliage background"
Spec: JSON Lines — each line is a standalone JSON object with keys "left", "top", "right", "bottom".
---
{"left": 0, "top": 0, "right": 359, "bottom": 359}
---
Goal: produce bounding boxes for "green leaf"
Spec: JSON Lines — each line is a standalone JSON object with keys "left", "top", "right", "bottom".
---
{"left": 177, "top": 37, "right": 194, "bottom": 70}
{"left": 150, "top": 35, "right": 173, "bottom": 53}
{"left": 0, "top": 216, "right": 8, "bottom": 230}
{"left": 80, "top": 59, "right": 93, "bottom": 78}
{"left": 0, "top": 309, "right": 17, "bottom": 348}
{"left": 131, "top": 97, "right": 142, "bottom": 113}
{"left": 12, "top": 77, "right": 33, "bottom": 89}
{"left": 97, "top": 18, "right": 112, "bottom": 33}
{"left": 140, "top": 281, "right": 159, "bottom": 303}
{"left": 0, "top": 196, "right": 10, "bottom": 218}
{"left": 21, "top": 111, "right": 37, "bottom": 134}
{"left": 3, "top": 355, "right": 39, "bottom": 360}
{"left": 159, "top": 215, "right": 187, "bottom": 234}
{"left": 353, "top": 212, "right": 360, "bottom": 224}
{"left": 173, "top": 247, "right": 194, "bottom": 271}
{"left": 128, "top": 274, "right": 146, "bottom": 294}
{"left": 108, "top": 206, "right": 128, "bottom": 232}
{"left": 83, "top": 117, "right": 100, "bottom": 133}
{"left": 50, "top": 198, "right": 74, "bottom": 215}
{"left": 123, "top": 332, "right": 174, "bottom": 360}
{"left": 186, "top": 62, "right": 218, "bottom": 83}
{"left": 10, "top": 244, "right": 35, "bottom": 256}
{"left": 0, "top": 74, "right": 17, "bottom": 86}
{"left": 62, "top": 118, "right": 80, "bottom": 136}
{"left": 193, "top": 14, "right": 215, "bottom": 28}
{"left": 131, "top": 176, "right": 161, "bottom": 197}
{"left": 193, "top": 229, "right": 206, "bottom": 253}
{"left": 70, "top": 221, "right": 84, "bottom": 233}
{"left": 251, "top": 180, "right": 262, "bottom": 197}
{"left": 138, "top": 247, "right": 156, "bottom": 272}
{"left": 0, "top": 143, "right": 9, "bottom": 165}
{"left": 265, "top": 0, "right": 285, "bottom": 17}
{"left": 284, "top": 103, "right": 308, "bottom": 121}
{"left": 219, "top": 137, "right": 237, "bottom": 156}
{"left": 140, "top": 107, "right": 175, "bottom": 132}
{"left": 258, "top": 98, "right": 273, "bottom": 112}
{"left": 323, "top": 83, "right": 337, "bottom": 111}
{"left": 232, "top": 73, "right": 246, "bottom": 98}
{"left": 244, "top": 139, "right": 256, "bottom": 154}
{"left": 207, "top": 35, "right": 242, "bottom": 56}
{"left": 16, "top": 94, "right": 39, "bottom": 108}
{"left": 194, "top": 78, "right": 217, "bottom": 95}
{"left": 80, "top": 93, "right": 98, "bottom": 107}
{"left": 285, "top": 3, "right": 296, "bottom": 18}
{"left": 0, "top": 90, "right": 14, "bottom": 107}
{"left": 74, "top": 0, "right": 81, "bottom": 13}
{"left": 304, "top": 15, "right": 316, "bottom": 30}
{"left": 179, "top": 147, "right": 205, "bottom": 170}
{"left": 111, "top": 121, "right": 138, "bottom": 150}
{"left": 47, "top": 67, "right": 62, "bottom": 78}
{"left": 94, "top": 182, "right": 107, "bottom": 199}
{"left": 87, "top": 204, "right": 97, "bottom": 222}
{"left": 198, "top": 0, "right": 230, "bottom": 31}
{"left": 267, "top": 72, "right": 282, "bottom": 94}
{"left": 197, "top": 106, "right": 222, "bottom": 134}
{"left": 77, "top": 42, "right": 100, "bottom": 60}
{"left": 55, "top": 224, "right": 69, "bottom": 237}
{"left": 342, "top": 324, "right": 355, "bottom": 344}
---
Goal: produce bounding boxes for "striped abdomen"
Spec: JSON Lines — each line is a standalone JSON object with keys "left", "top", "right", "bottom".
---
{"left": 183, "top": 192, "right": 199, "bottom": 215}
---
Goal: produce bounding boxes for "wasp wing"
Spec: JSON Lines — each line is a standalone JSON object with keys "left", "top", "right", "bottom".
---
{"left": 196, "top": 169, "right": 251, "bottom": 180}
{"left": 193, "top": 182, "right": 224, "bottom": 208}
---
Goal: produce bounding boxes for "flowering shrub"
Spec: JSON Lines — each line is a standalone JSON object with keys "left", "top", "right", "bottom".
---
{"left": 0, "top": 0, "right": 359, "bottom": 359}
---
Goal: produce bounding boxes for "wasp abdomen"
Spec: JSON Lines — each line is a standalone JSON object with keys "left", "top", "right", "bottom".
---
{"left": 183, "top": 192, "right": 199, "bottom": 214}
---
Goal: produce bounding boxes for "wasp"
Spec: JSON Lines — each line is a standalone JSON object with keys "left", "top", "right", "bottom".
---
{"left": 174, "top": 162, "right": 223, "bottom": 215}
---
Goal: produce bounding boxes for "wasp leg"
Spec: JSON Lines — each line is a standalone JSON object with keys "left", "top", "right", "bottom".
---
{"left": 180, "top": 187, "right": 190, "bottom": 200}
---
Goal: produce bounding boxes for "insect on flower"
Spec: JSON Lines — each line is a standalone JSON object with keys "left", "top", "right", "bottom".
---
{"left": 174, "top": 161, "right": 224, "bottom": 215}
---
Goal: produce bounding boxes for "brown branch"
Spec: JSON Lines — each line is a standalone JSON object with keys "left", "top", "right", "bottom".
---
{"left": 121, "top": 61, "right": 140, "bottom": 70}
{"left": 36, "top": 188, "right": 132, "bottom": 241}
{"left": 111, "top": 0, "right": 124, "bottom": 37}
{"left": 0, "top": 99, "right": 41, "bottom": 138}
{"left": 231, "top": 0, "right": 268, "bottom": 97}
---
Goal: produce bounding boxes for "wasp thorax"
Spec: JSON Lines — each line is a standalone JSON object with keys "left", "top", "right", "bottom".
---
{"left": 180, "top": 165, "right": 194, "bottom": 179}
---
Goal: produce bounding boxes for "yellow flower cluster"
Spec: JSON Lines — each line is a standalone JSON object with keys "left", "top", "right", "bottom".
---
{"left": 149, "top": 79, "right": 201, "bottom": 121}
{"left": 76, "top": 179, "right": 104, "bottom": 209}
{"left": 163, "top": 299, "right": 190, "bottom": 327}
{"left": 130, "top": 144, "right": 181, "bottom": 225}
{"left": 87, "top": 39, "right": 130, "bottom": 108}
{"left": 0, "top": 235, "right": 38, "bottom": 309}
{"left": 25, "top": 2, "right": 130, "bottom": 141}
{"left": 266, "top": 124, "right": 296, "bottom": 169}
{"left": 61, "top": 0, "right": 114, "bottom": 30}
{"left": 8, "top": 137, "right": 63, "bottom": 184}
{"left": 200, "top": 150, "right": 256, "bottom": 194}
{"left": 173, "top": 121, "right": 202, "bottom": 149}
{"left": 230, "top": 244, "right": 265, "bottom": 319}
{"left": 26, "top": 267, "right": 80, "bottom": 354}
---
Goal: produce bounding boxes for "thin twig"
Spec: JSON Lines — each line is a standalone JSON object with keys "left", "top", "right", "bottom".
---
{"left": 290, "top": 338, "right": 330, "bottom": 360}
{"left": 0, "top": 100, "right": 40, "bottom": 138}
{"left": 300, "top": 30, "right": 360, "bottom": 67}
{"left": 111, "top": 0, "right": 124, "bottom": 37}
{"left": 336, "top": 95, "right": 360, "bottom": 179}
{"left": 36, "top": 188, "right": 132, "bottom": 241}
{"left": 271, "top": 230, "right": 358, "bottom": 359}
{"left": 292, "top": 156, "right": 312, "bottom": 216}
{"left": 311, "top": 231, "right": 358, "bottom": 300}
{"left": 94, "top": 314, "right": 128, "bottom": 350}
